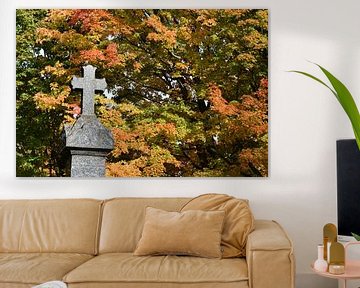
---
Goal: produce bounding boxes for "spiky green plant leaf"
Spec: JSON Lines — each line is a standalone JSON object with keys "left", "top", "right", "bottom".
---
{"left": 351, "top": 232, "right": 360, "bottom": 241}
{"left": 290, "top": 63, "right": 360, "bottom": 150}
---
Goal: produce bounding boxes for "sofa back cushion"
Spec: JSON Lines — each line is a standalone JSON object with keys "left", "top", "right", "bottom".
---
{"left": 181, "top": 194, "right": 254, "bottom": 258}
{"left": 0, "top": 199, "right": 102, "bottom": 254}
{"left": 99, "top": 198, "right": 189, "bottom": 253}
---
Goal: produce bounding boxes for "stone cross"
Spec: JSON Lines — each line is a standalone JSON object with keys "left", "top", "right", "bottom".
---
{"left": 63, "top": 65, "right": 114, "bottom": 177}
{"left": 71, "top": 65, "right": 107, "bottom": 115}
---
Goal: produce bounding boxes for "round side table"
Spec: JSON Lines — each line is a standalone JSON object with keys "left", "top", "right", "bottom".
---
{"left": 311, "top": 242, "right": 360, "bottom": 288}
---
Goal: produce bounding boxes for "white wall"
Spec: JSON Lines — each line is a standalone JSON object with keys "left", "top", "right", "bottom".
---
{"left": 1, "top": 0, "right": 360, "bottom": 287}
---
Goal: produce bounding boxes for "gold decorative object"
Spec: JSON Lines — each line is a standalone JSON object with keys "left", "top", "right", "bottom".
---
{"left": 328, "top": 264, "right": 345, "bottom": 275}
{"left": 323, "top": 223, "right": 337, "bottom": 261}
{"left": 329, "top": 242, "right": 345, "bottom": 274}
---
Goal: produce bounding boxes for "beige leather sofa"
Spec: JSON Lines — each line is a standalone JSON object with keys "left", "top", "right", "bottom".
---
{"left": 0, "top": 198, "right": 295, "bottom": 288}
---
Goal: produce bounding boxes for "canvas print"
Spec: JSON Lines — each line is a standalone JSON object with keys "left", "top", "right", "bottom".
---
{"left": 16, "top": 9, "right": 268, "bottom": 177}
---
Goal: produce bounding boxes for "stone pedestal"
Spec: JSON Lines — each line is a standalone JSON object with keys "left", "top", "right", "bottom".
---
{"left": 64, "top": 115, "right": 114, "bottom": 177}
{"left": 70, "top": 151, "right": 108, "bottom": 177}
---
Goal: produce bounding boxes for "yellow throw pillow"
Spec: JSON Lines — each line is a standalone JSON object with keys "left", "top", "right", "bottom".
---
{"left": 134, "top": 207, "right": 225, "bottom": 258}
{"left": 181, "top": 193, "right": 254, "bottom": 258}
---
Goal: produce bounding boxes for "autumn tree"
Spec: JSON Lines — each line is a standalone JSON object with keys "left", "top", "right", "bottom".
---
{"left": 16, "top": 9, "right": 63, "bottom": 176}
{"left": 16, "top": 9, "right": 268, "bottom": 177}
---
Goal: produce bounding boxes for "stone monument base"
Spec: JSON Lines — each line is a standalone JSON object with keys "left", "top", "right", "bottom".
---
{"left": 70, "top": 150, "right": 108, "bottom": 177}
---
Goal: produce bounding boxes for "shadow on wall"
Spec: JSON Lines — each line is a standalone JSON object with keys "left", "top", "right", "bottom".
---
{"left": 274, "top": 0, "right": 360, "bottom": 176}
{"left": 272, "top": 1, "right": 360, "bottom": 288}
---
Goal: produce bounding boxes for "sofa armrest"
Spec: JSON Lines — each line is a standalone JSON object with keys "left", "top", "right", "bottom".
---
{"left": 246, "top": 220, "right": 295, "bottom": 288}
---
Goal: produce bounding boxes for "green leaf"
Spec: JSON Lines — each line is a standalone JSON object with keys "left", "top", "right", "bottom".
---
{"left": 289, "top": 70, "right": 337, "bottom": 98}
{"left": 351, "top": 232, "right": 360, "bottom": 241}
{"left": 290, "top": 64, "right": 360, "bottom": 150}
{"left": 316, "top": 64, "right": 360, "bottom": 150}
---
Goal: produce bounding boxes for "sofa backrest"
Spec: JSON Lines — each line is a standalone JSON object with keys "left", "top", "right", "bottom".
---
{"left": 0, "top": 199, "right": 102, "bottom": 255}
{"left": 99, "top": 197, "right": 190, "bottom": 253}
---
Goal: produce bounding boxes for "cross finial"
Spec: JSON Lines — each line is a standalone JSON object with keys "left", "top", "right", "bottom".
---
{"left": 71, "top": 65, "right": 107, "bottom": 115}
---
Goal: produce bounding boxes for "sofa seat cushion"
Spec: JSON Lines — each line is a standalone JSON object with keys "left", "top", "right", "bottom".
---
{"left": 0, "top": 253, "right": 93, "bottom": 285}
{"left": 64, "top": 253, "right": 248, "bottom": 286}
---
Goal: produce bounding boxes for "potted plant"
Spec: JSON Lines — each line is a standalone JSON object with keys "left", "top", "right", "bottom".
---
{"left": 291, "top": 63, "right": 360, "bottom": 240}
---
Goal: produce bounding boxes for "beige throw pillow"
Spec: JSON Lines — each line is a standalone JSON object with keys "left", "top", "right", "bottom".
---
{"left": 134, "top": 207, "right": 225, "bottom": 258}
{"left": 181, "top": 193, "right": 255, "bottom": 258}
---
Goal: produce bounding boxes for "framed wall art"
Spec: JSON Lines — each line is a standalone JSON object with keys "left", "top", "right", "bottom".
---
{"left": 16, "top": 9, "right": 268, "bottom": 177}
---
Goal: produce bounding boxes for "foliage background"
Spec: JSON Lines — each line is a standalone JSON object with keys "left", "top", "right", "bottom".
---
{"left": 16, "top": 9, "right": 268, "bottom": 177}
